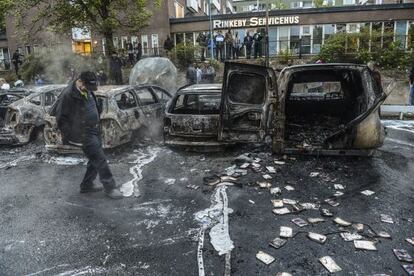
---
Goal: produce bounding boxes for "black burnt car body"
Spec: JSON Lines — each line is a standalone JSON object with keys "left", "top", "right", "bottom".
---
{"left": 0, "top": 89, "right": 31, "bottom": 126}
{"left": 165, "top": 62, "right": 386, "bottom": 156}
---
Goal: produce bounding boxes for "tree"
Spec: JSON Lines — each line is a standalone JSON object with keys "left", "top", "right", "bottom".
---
{"left": 0, "top": 0, "right": 13, "bottom": 32}
{"left": 8, "top": 0, "right": 161, "bottom": 55}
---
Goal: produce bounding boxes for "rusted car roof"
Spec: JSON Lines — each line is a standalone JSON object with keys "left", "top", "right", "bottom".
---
{"left": 179, "top": 84, "right": 222, "bottom": 94}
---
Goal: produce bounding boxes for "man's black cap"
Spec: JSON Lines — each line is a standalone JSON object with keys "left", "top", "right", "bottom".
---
{"left": 79, "top": 71, "right": 98, "bottom": 91}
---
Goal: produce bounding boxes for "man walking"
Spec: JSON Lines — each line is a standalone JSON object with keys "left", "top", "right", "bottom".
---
{"left": 11, "top": 50, "right": 23, "bottom": 76}
{"left": 243, "top": 32, "right": 253, "bottom": 59}
{"left": 55, "top": 71, "right": 123, "bottom": 199}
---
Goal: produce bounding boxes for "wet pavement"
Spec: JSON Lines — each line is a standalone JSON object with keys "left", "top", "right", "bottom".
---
{"left": 0, "top": 137, "right": 413, "bottom": 275}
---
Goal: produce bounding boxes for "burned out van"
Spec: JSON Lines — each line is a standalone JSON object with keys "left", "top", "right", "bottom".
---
{"left": 166, "top": 62, "right": 386, "bottom": 156}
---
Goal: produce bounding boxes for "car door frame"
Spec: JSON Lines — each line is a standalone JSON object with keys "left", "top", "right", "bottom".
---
{"left": 218, "top": 62, "right": 278, "bottom": 144}
{"left": 113, "top": 89, "right": 142, "bottom": 132}
{"left": 134, "top": 86, "right": 162, "bottom": 124}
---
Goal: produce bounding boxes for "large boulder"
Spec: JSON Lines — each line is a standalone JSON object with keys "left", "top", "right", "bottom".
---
{"left": 129, "top": 57, "right": 178, "bottom": 93}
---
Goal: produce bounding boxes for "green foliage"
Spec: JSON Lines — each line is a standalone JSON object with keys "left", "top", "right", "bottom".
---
{"left": 272, "top": 0, "right": 288, "bottom": 9}
{"left": 9, "top": 0, "right": 161, "bottom": 54}
{"left": 317, "top": 33, "right": 347, "bottom": 63}
{"left": 377, "top": 41, "right": 407, "bottom": 69}
{"left": 277, "top": 49, "right": 293, "bottom": 64}
{"left": 171, "top": 43, "right": 199, "bottom": 69}
{"left": 20, "top": 47, "right": 105, "bottom": 83}
{"left": 313, "top": 0, "right": 325, "bottom": 7}
{"left": 0, "top": 0, "right": 13, "bottom": 32}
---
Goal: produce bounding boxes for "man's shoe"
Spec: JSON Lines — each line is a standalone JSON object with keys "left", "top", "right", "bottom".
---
{"left": 105, "top": 188, "right": 124, "bottom": 199}
{"left": 80, "top": 182, "right": 103, "bottom": 193}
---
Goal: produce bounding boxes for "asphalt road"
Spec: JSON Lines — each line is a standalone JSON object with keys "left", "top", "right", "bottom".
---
{"left": 0, "top": 137, "right": 413, "bottom": 276}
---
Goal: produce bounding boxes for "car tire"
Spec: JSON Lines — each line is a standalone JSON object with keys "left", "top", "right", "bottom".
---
{"left": 30, "top": 126, "right": 44, "bottom": 143}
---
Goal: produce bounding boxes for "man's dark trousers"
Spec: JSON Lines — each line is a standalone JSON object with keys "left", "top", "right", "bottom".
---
{"left": 80, "top": 129, "right": 116, "bottom": 191}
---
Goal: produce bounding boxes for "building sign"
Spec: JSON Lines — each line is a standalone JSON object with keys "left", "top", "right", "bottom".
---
{"left": 213, "top": 16, "right": 300, "bottom": 29}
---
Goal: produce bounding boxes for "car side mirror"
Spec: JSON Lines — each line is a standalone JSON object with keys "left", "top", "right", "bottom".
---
{"left": 134, "top": 110, "right": 140, "bottom": 119}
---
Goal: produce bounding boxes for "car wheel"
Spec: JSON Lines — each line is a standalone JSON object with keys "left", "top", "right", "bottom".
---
{"left": 30, "top": 126, "right": 44, "bottom": 143}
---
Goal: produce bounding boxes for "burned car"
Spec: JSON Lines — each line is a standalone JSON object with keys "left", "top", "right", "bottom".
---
{"left": 164, "top": 84, "right": 224, "bottom": 147}
{"left": 166, "top": 62, "right": 386, "bottom": 156}
{"left": 44, "top": 85, "right": 171, "bottom": 152}
{"left": 0, "top": 89, "right": 31, "bottom": 126}
{"left": 0, "top": 85, "right": 66, "bottom": 145}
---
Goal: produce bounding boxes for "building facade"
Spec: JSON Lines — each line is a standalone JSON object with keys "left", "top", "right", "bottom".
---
{"left": 1, "top": 0, "right": 413, "bottom": 70}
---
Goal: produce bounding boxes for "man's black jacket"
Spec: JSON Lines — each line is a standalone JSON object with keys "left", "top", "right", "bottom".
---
{"left": 54, "top": 82, "right": 101, "bottom": 144}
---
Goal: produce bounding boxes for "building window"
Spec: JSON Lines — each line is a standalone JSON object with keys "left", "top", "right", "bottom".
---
{"left": 279, "top": 27, "right": 289, "bottom": 53}
{"left": 347, "top": 23, "right": 359, "bottom": 33}
{"left": 323, "top": 24, "right": 335, "bottom": 41}
{"left": 313, "top": 25, "right": 323, "bottom": 54}
{"left": 343, "top": 0, "right": 355, "bottom": 5}
{"left": 301, "top": 26, "right": 311, "bottom": 54}
{"left": 25, "top": 45, "right": 31, "bottom": 55}
{"left": 395, "top": 21, "right": 408, "bottom": 48}
{"left": 152, "top": 34, "right": 159, "bottom": 55}
{"left": 290, "top": 26, "right": 300, "bottom": 54}
{"left": 141, "top": 35, "right": 149, "bottom": 55}
{"left": 383, "top": 21, "right": 394, "bottom": 48}
{"left": 175, "top": 1, "right": 185, "bottom": 18}
{"left": 113, "top": 37, "right": 119, "bottom": 49}
{"left": 336, "top": 24, "right": 346, "bottom": 33}
{"left": 121, "top": 36, "right": 128, "bottom": 49}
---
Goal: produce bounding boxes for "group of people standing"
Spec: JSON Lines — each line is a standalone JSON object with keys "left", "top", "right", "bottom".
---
{"left": 196, "top": 28, "right": 265, "bottom": 62}
{"left": 186, "top": 62, "right": 216, "bottom": 85}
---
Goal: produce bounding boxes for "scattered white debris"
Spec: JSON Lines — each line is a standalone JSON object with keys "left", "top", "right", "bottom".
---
{"left": 377, "top": 231, "right": 391, "bottom": 239}
{"left": 249, "top": 200, "right": 255, "bottom": 204}
{"left": 333, "top": 191, "right": 344, "bottom": 197}
{"left": 354, "top": 240, "right": 377, "bottom": 251}
{"left": 307, "top": 218, "right": 325, "bottom": 224}
{"left": 307, "top": 232, "right": 327, "bottom": 244}
{"left": 269, "top": 237, "right": 287, "bottom": 249}
{"left": 284, "top": 185, "right": 295, "bottom": 191}
{"left": 240, "top": 163, "right": 250, "bottom": 169}
{"left": 406, "top": 238, "right": 414, "bottom": 246}
{"left": 352, "top": 223, "right": 364, "bottom": 232}
{"left": 273, "top": 208, "right": 291, "bottom": 215}
{"left": 340, "top": 232, "right": 363, "bottom": 242}
{"left": 310, "top": 172, "right": 320, "bottom": 177}
{"left": 256, "top": 251, "right": 275, "bottom": 265}
{"left": 334, "top": 184, "right": 345, "bottom": 190}
{"left": 291, "top": 218, "right": 308, "bottom": 227}
{"left": 300, "top": 203, "right": 320, "bottom": 210}
{"left": 164, "top": 178, "right": 176, "bottom": 185}
{"left": 361, "top": 190, "right": 375, "bottom": 196}
{"left": 262, "top": 174, "right": 273, "bottom": 180}
{"left": 266, "top": 166, "right": 277, "bottom": 173}
{"left": 251, "top": 163, "right": 261, "bottom": 169}
{"left": 321, "top": 209, "right": 333, "bottom": 217}
{"left": 270, "top": 187, "right": 282, "bottom": 195}
{"left": 187, "top": 184, "right": 200, "bottom": 190}
{"left": 180, "top": 177, "right": 189, "bottom": 182}
{"left": 257, "top": 181, "right": 272, "bottom": 189}
{"left": 274, "top": 160, "right": 286, "bottom": 165}
{"left": 276, "top": 273, "right": 292, "bottom": 276}
{"left": 393, "top": 249, "right": 413, "bottom": 262}
{"left": 221, "top": 176, "right": 237, "bottom": 182}
{"left": 325, "top": 198, "right": 340, "bottom": 207}
{"left": 334, "top": 217, "right": 352, "bottom": 226}
{"left": 319, "top": 256, "right": 342, "bottom": 273}
{"left": 280, "top": 226, "right": 293, "bottom": 238}
{"left": 403, "top": 264, "right": 414, "bottom": 275}
{"left": 282, "top": 199, "right": 297, "bottom": 205}
{"left": 380, "top": 214, "right": 394, "bottom": 224}
{"left": 271, "top": 199, "right": 284, "bottom": 208}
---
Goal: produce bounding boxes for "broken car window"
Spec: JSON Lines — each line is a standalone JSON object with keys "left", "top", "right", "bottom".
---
{"left": 172, "top": 93, "right": 221, "bottom": 114}
{"left": 227, "top": 73, "right": 265, "bottom": 105}
{"left": 290, "top": 81, "right": 343, "bottom": 100}
{"left": 29, "top": 95, "right": 41, "bottom": 106}
{"left": 44, "top": 92, "right": 57, "bottom": 106}
{"left": 152, "top": 87, "right": 171, "bottom": 103}
{"left": 136, "top": 89, "right": 158, "bottom": 106}
{"left": 0, "top": 95, "right": 22, "bottom": 106}
{"left": 115, "top": 91, "right": 137, "bottom": 110}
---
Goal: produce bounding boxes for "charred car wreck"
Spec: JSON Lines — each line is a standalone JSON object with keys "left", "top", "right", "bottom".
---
{"left": 44, "top": 85, "right": 171, "bottom": 152}
{"left": 0, "top": 88, "right": 31, "bottom": 126}
{"left": 165, "top": 63, "right": 386, "bottom": 156}
{"left": 0, "top": 85, "right": 66, "bottom": 145}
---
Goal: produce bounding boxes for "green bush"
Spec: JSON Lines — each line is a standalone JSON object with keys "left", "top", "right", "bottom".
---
{"left": 278, "top": 49, "right": 293, "bottom": 64}
{"left": 317, "top": 33, "right": 347, "bottom": 63}
{"left": 171, "top": 43, "right": 199, "bottom": 69}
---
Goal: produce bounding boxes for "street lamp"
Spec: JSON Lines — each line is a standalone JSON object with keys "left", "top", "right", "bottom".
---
{"left": 265, "top": 0, "right": 270, "bottom": 67}
{"left": 209, "top": 0, "right": 214, "bottom": 60}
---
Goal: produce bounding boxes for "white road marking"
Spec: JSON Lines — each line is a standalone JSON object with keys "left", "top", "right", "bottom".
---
{"left": 120, "top": 146, "right": 161, "bottom": 197}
